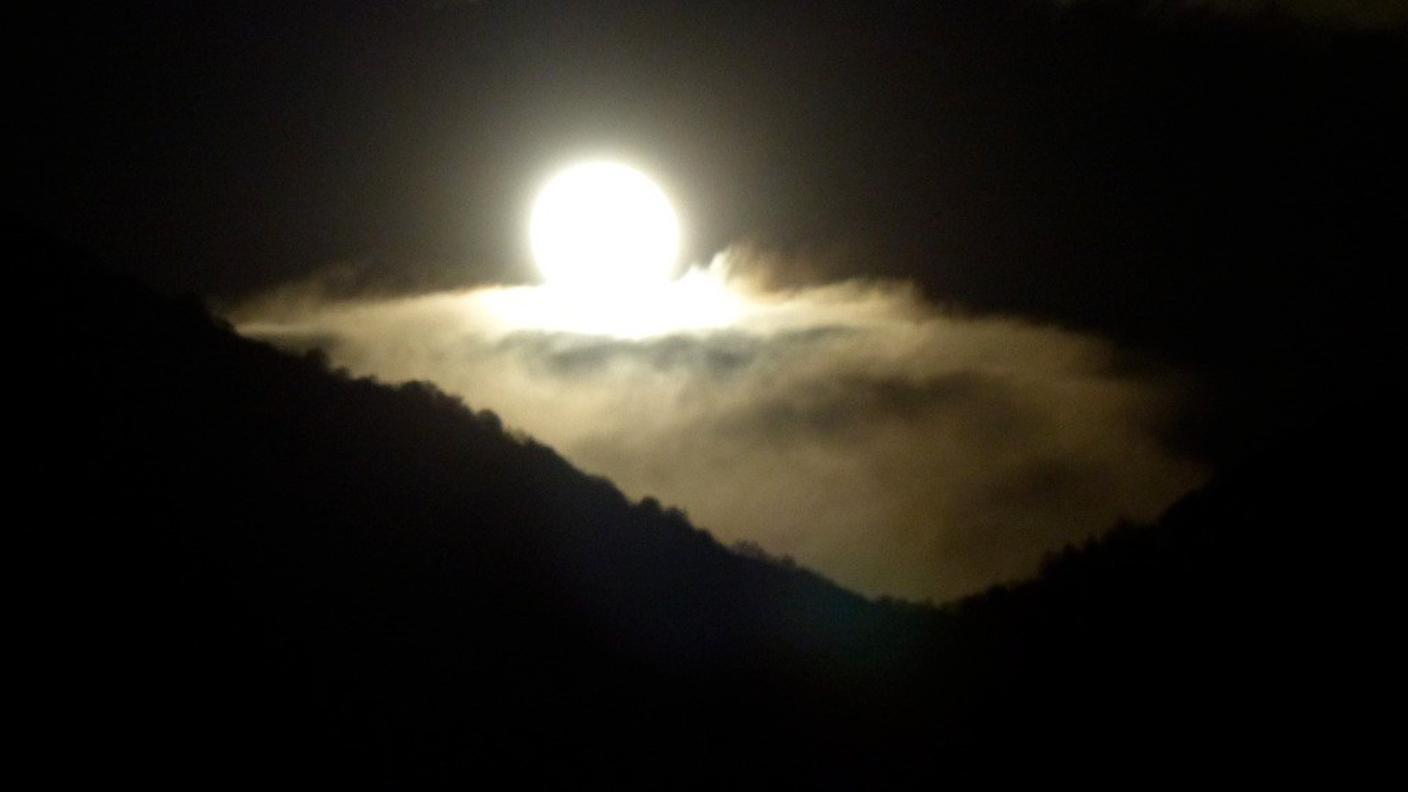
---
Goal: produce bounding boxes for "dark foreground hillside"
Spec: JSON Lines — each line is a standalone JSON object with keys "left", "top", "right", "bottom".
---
{"left": 21, "top": 234, "right": 1385, "bottom": 785}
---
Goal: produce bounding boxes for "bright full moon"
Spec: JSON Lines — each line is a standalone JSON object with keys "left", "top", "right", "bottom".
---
{"left": 530, "top": 161, "right": 680, "bottom": 290}
{"left": 506, "top": 158, "right": 737, "bottom": 338}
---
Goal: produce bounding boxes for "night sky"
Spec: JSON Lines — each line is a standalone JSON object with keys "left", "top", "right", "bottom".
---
{"left": 16, "top": 1, "right": 1407, "bottom": 783}
{"left": 18, "top": 0, "right": 1405, "bottom": 597}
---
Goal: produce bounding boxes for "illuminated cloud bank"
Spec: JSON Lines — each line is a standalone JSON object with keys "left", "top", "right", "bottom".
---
{"left": 233, "top": 249, "right": 1206, "bottom": 602}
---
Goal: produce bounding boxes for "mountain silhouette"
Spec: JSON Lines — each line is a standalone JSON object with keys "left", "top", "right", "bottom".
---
{"left": 21, "top": 230, "right": 1380, "bottom": 785}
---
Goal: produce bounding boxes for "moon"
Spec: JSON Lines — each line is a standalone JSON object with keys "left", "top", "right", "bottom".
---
{"left": 530, "top": 161, "right": 680, "bottom": 290}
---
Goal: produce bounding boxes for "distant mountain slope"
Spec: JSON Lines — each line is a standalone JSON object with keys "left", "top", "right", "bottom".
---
{"left": 21, "top": 232, "right": 1381, "bottom": 785}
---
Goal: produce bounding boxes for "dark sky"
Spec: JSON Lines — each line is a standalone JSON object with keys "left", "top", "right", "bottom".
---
{"left": 18, "top": 0, "right": 1406, "bottom": 458}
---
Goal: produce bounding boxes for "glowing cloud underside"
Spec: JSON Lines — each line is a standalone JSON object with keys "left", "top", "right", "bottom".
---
{"left": 231, "top": 247, "right": 1207, "bottom": 602}
{"left": 476, "top": 260, "right": 744, "bottom": 339}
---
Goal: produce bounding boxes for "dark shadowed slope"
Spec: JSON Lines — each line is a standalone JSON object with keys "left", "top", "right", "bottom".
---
{"left": 23, "top": 234, "right": 942, "bottom": 787}
{"left": 21, "top": 232, "right": 1386, "bottom": 785}
{"left": 944, "top": 395, "right": 1393, "bottom": 767}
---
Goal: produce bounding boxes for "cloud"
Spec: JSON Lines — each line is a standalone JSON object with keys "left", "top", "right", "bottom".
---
{"left": 231, "top": 249, "right": 1206, "bottom": 602}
